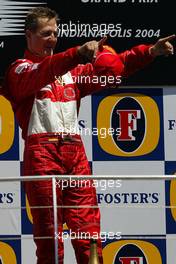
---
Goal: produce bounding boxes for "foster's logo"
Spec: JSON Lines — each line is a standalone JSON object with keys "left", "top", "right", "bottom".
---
{"left": 97, "top": 93, "right": 160, "bottom": 157}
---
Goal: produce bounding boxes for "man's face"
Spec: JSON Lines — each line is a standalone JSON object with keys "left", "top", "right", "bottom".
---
{"left": 26, "top": 17, "right": 58, "bottom": 57}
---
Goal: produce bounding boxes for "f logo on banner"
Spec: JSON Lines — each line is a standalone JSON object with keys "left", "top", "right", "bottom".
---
{"left": 117, "top": 110, "right": 141, "bottom": 141}
{"left": 97, "top": 93, "right": 160, "bottom": 157}
{"left": 119, "top": 257, "right": 143, "bottom": 264}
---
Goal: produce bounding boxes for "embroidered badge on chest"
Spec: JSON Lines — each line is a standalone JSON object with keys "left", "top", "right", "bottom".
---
{"left": 64, "top": 87, "right": 76, "bottom": 100}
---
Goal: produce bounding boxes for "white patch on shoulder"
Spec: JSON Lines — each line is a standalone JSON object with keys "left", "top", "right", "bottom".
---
{"left": 15, "top": 62, "right": 31, "bottom": 74}
{"left": 15, "top": 62, "right": 39, "bottom": 74}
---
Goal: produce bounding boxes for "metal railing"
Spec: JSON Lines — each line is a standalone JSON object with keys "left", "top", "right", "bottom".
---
{"left": 0, "top": 174, "right": 176, "bottom": 264}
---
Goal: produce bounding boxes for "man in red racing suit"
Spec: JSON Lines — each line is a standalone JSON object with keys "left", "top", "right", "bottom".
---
{"left": 3, "top": 6, "right": 175, "bottom": 264}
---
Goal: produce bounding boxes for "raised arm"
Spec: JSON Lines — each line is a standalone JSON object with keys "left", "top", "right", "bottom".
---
{"left": 119, "top": 34, "right": 175, "bottom": 78}
{"left": 4, "top": 40, "right": 102, "bottom": 102}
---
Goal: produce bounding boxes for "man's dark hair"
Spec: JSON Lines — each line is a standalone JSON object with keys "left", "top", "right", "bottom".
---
{"left": 25, "top": 7, "right": 59, "bottom": 32}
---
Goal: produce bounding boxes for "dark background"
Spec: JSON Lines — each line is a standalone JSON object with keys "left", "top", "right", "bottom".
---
{"left": 0, "top": 0, "right": 175, "bottom": 86}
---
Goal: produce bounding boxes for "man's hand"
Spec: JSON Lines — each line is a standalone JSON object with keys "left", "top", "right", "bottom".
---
{"left": 77, "top": 37, "right": 107, "bottom": 63}
{"left": 149, "top": 34, "right": 175, "bottom": 57}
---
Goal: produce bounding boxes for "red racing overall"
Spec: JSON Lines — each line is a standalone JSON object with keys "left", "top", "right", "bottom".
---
{"left": 4, "top": 44, "right": 153, "bottom": 264}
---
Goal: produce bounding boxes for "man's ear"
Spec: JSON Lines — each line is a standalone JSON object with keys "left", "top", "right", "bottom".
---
{"left": 25, "top": 29, "right": 31, "bottom": 39}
